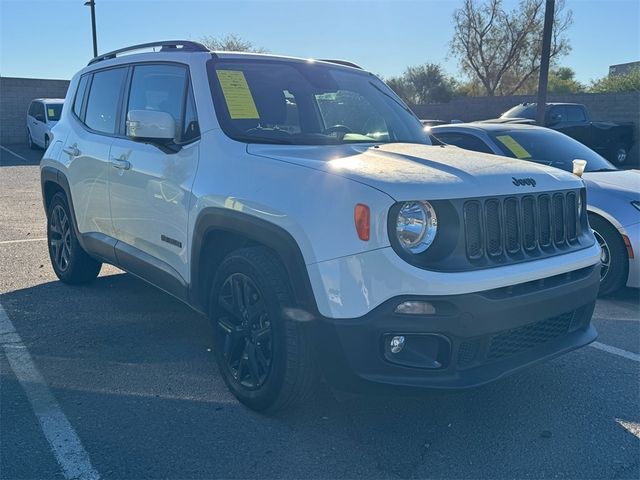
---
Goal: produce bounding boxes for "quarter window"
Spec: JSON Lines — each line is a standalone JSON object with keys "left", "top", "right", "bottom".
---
{"left": 181, "top": 84, "right": 200, "bottom": 143}
{"left": 73, "top": 75, "right": 90, "bottom": 119}
{"left": 84, "top": 67, "right": 127, "bottom": 134}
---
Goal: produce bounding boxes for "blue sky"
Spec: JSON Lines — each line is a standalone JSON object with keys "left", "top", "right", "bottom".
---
{"left": 1, "top": 0, "right": 639, "bottom": 83}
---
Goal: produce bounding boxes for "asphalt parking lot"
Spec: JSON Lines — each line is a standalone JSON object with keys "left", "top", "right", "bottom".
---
{"left": 1, "top": 143, "right": 639, "bottom": 480}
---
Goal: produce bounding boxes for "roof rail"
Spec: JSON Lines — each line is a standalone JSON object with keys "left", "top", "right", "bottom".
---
{"left": 88, "top": 40, "right": 210, "bottom": 66}
{"left": 317, "top": 59, "right": 363, "bottom": 69}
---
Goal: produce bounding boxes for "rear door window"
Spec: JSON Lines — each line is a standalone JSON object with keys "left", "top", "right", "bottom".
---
{"left": 548, "top": 106, "right": 567, "bottom": 124}
{"left": 84, "top": 67, "right": 127, "bottom": 134}
{"left": 566, "top": 105, "right": 586, "bottom": 122}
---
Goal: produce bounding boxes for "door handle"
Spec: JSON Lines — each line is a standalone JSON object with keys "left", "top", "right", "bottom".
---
{"left": 111, "top": 158, "right": 131, "bottom": 170}
{"left": 63, "top": 144, "right": 80, "bottom": 157}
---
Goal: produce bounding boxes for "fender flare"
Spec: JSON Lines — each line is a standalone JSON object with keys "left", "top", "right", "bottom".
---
{"left": 190, "top": 207, "right": 319, "bottom": 316}
{"left": 40, "top": 166, "right": 84, "bottom": 244}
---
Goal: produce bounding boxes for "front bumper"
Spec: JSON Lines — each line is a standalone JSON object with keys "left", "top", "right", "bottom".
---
{"left": 621, "top": 221, "right": 639, "bottom": 288}
{"left": 314, "top": 264, "right": 600, "bottom": 392}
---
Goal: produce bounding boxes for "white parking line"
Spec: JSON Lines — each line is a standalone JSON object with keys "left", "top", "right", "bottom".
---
{"left": 0, "top": 237, "right": 47, "bottom": 245}
{"left": 0, "top": 302, "right": 100, "bottom": 480}
{"left": 0, "top": 145, "right": 28, "bottom": 162}
{"left": 589, "top": 341, "right": 640, "bottom": 362}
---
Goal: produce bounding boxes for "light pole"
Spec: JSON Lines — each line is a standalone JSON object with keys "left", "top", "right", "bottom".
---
{"left": 536, "top": 0, "right": 555, "bottom": 126}
{"left": 84, "top": 0, "right": 98, "bottom": 58}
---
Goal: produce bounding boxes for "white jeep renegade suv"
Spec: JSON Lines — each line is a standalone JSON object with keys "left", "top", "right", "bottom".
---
{"left": 41, "top": 41, "right": 601, "bottom": 411}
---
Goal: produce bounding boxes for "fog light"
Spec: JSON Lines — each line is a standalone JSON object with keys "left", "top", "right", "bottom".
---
{"left": 395, "top": 301, "right": 436, "bottom": 315}
{"left": 389, "top": 335, "right": 406, "bottom": 354}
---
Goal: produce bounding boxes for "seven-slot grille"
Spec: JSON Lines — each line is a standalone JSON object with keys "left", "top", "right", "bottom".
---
{"left": 463, "top": 191, "right": 580, "bottom": 261}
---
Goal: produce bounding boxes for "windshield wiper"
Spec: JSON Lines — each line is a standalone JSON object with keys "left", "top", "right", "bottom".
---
{"left": 236, "top": 135, "right": 295, "bottom": 145}
{"left": 587, "top": 168, "right": 618, "bottom": 172}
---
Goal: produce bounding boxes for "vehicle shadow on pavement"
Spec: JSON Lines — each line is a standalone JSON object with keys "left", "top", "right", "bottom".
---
{"left": 0, "top": 144, "right": 42, "bottom": 167}
{"left": 1, "top": 274, "right": 639, "bottom": 479}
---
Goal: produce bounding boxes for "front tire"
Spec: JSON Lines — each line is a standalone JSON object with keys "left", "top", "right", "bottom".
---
{"left": 209, "top": 247, "right": 317, "bottom": 412}
{"left": 589, "top": 214, "right": 628, "bottom": 296}
{"left": 47, "top": 192, "right": 102, "bottom": 284}
{"left": 608, "top": 143, "right": 628, "bottom": 165}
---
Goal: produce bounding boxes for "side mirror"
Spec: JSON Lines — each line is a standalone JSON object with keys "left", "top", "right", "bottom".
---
{"left": 35, "top": 113, "right": 45, "bottom": 122}
{"left": 126, "top": 110, "right": 176, "bottom": 142}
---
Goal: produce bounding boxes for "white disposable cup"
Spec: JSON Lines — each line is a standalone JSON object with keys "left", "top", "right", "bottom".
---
{"left": 572, "top": 159, "right": 587, "bottom": 177}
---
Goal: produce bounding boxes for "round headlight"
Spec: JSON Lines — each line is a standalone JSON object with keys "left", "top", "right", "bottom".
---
{"left": 395, "top": 201, "right": 438, "bottom": 254}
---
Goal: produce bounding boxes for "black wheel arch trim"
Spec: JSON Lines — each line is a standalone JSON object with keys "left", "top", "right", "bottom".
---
{"left": 41, "top": 167, "right": 87, "bottom": 250}
{"left": 190, "top": 207, "right": 319, "bottom": 316}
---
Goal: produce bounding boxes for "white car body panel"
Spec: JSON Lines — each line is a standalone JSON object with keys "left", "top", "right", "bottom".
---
{"left": 109, "top": 137, "right": 200, "bottom": 283}
{"left": 189, "top": 132, "right": 396, "bottom": 266}
{"left": 248, "top": 143, "right": 583, "bottom": 201}
{"left": 43, "top": 50, "right": 601, "bottom": 321}
{"left": 309, "top": 243, "right": 601, "bottom": 318}
{"left": 27, "top": 99, "right": 63, "bottom": 148}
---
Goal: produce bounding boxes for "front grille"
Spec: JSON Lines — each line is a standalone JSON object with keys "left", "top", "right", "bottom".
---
{"left": 487, "top": 311, "right": 575, "bottom": 360}
{"left": 463, "top": 191, "right": 581, "bottom": 262}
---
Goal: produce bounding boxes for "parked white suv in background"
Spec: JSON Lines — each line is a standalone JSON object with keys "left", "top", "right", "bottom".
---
{"left": 27, "top": 98, "right": 64, "bottom": 149}
{"left": 41, "top": 41, "right": 601, "bottom": 412}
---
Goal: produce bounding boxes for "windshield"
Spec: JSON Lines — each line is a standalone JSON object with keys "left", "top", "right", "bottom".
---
{"left": 501, "top": 104, "right": 537, "bottom": 120}
{"left": 489, "top": 128, "right": 617, "bottom": 172}
{"left": 207, "top": 59, "right": 428, "bottom": 145}
{"left": 45, "top": 103, "right": 63, "bottom": 122}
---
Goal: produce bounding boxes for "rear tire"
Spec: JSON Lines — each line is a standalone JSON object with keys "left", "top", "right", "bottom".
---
{"left": 209, "top": 246, "right": 317, "bottom": 412}
{"left": 27, "top": 130, "right": 36, "bottom": 150}
{"left": 47, "top": 192, "right": 102, "bottom": 284}
{"left": 589, "top": 214, "right": 628, "bottom": 296}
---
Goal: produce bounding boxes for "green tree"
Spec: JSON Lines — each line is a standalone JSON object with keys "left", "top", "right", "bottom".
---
{"left": 200, "top": 34, "right": 267, "bottom": 53}
{"left": 589, "top": 69, "right": 640, "bottom": 93}
{"left": 450, "top": 0, "right": 573, "bottom": 96}
{"left": 386, "top": 63, "right": 458, "bottom": 105}
{"left": 547, "top": 67, "right": 585, "bottom": 93}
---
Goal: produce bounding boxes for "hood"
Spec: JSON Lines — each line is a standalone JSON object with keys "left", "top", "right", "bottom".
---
{"left": 247, "top": 143, "right": 583, "bottom": 201}
{"left": 583, "top": 170, "right": 640, "bottom": 199}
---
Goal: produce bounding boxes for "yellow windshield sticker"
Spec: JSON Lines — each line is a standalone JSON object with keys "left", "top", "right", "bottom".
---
{"left": 47, "top": 108, "right": 55, "bottom": 118}
{"left": 495, "top": 135, "right": 531, "bottom": 159}
{"left": 216, "top": 70, "right": 259, "bottom": 119}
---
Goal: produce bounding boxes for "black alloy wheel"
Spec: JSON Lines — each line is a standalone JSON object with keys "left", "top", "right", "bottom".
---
{"left": 216, "top": 273, "right": 274, "bottom": 390}
{"left": 209, "top": 247, "right": 317, "bottom": 412}
{"left": 49, "top": 203, "right": 72, "bottom": 273}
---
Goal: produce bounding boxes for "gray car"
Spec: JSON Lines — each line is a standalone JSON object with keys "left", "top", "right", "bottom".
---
{"left": 430, "top": 123, "right": 640, "bottom": 295}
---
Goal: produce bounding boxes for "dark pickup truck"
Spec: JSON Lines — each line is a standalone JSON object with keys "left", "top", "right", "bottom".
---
{"left": 486, "top": 103, "right": 635, "bottom": 165}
